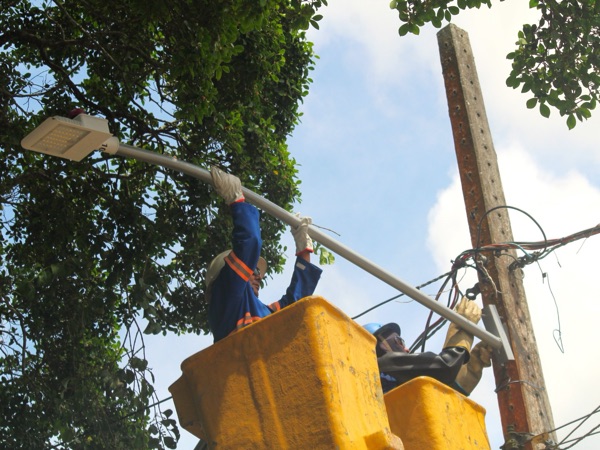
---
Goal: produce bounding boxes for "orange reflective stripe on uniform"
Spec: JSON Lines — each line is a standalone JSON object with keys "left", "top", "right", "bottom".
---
{"left": 228, "top": 312, "right": 263, "bottom": 335}
{"left": 224, "top": 251, "right": 253, "bottom": 282}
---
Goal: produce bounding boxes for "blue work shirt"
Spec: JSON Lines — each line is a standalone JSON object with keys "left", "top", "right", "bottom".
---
{"left": 208, "top": 202, "right": 322, "bottom": 342}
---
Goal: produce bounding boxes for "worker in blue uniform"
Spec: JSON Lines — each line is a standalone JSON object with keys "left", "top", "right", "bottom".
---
{"left": 365, "top": 297, "right": 492, "bottom": 396}
{"left": 206, "top": 166, "right": 322, "bottom": 343}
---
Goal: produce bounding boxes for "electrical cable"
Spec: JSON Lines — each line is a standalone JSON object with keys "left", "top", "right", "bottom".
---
{"left": 474, "top": 205, "right": 548, "bottom": 250}
{"left": 537, "top": 403, "right": 600, "bottom": 449}
{"left": 350, "top": 270, "right": 452, "bottom": 320}
{"left": 536, "top": 265, "right": 564, "bottom": 353}
{"left": 352, "top": 213, "right": 599, "bottom": 353}
{"left": 560, "top": 427, "right": 600, "bottom": 449}
{"left": 411, "top": 271, "right": 461, "bottom": 353}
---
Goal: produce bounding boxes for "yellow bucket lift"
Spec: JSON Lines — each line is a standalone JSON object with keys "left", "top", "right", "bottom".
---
{"left": 385, "top": 377, "right": 490, "bottom": 449}
{"left": 169, "top": 296, "right": 490, "bottom": 449}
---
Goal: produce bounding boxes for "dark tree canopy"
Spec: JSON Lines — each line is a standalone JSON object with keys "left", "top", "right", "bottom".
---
{"left": 390, "top": 0, "right": 600, "bottom": 128}
{"left": 0, "top": 0, "right": 325, "bottom": 448}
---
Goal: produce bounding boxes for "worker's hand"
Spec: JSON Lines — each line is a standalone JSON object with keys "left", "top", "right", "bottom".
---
{"left": 454, "top": 341, "right": 493, "bottom": 395}
{"left": 443, "top": 298, "right": 481, "bottom": 352}
{"left": 456, "top": 296, "right": 482, "bottom": 324}
{"left": 291, "top": 214, "right": 314, "bottom": 255}
{"left": 211, "top": 166, "right": 244, "bottom": 205}
{"left": 471, "top": 341, "right": 493, "bottom": 368}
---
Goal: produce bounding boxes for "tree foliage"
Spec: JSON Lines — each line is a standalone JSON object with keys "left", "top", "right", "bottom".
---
{"left": 0, "top": 0, "right": 325, "bottom": 448}
{"left": 389, "top": 0, "right": 600, "bottom": 128}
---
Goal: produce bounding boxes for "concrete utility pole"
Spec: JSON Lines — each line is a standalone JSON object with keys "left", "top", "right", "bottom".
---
{"left": 437, "top": 24, "right": 556, "bottom": 450}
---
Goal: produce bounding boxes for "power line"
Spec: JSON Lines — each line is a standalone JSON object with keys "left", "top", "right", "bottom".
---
{"left": 351, "top": 218, "right": 600, "bottom": 353}
{"left": 350, "top": 270, "right": 451, "bottom": 320}
{"left": 537, "top": 404, "right": 600, "bottom": 449}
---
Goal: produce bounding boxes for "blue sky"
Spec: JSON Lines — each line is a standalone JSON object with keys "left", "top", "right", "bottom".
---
{"left": 147, "top": 1, "right": 600, "bottom": 448}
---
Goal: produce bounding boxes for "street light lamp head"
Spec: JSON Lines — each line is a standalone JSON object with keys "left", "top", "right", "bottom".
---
{"left": 21, "top": 114, "right": 119, "bottom": 161}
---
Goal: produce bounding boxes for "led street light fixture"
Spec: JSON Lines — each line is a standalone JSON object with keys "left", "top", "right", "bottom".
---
{"left": 21, "top": 114, "right": 118, "bottom": 161}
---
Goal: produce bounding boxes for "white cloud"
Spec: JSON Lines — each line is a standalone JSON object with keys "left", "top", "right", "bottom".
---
{"left": 311, "top": 0, "right": 408, "bottom": 75}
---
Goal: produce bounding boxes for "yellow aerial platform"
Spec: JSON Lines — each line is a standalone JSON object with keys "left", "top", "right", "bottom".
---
{"left": 170, "top": 296, "right": 490, "bottom": 449}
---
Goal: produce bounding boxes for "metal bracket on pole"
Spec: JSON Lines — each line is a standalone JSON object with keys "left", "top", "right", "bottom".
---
{"left": 482, "top": 305, "right": 514, "bottom": 364}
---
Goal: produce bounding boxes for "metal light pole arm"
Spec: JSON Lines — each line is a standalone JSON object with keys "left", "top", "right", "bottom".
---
{"left": 116, "top": 143, "right": 505, "bottom": 351}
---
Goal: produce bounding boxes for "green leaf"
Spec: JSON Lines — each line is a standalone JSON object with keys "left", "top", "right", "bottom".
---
{"left": 161, "top": 418, "right": 177, "bottom": 427}
{"left": 164, "top": 436, "right": 177, "bottom": 449}
{"left": 505, "top": 75, "right": 518, "bottom": 89}
{"left": 399, "top": 23, "right": 411, "bottom": 36}
{"left": 122, "top": 369, "right": 136, "bottom": 384}
{"left": 436, "top": 7, "right": 445, "bottom": 20}
{"left": 566, "top": 114, "right": 576, "bottom": 129}
{"left": 130, "top": 357, "right": 148, "bottom": 371}
{"left": 539, "top": 103, "right": 551, "bottom": 118}
{"left": 143, "top": 321, "right": 162, "bottom": 335}
{"left": 526, "top": 98, "right": 538, "bottom": 109}
{"left": 579, "top": 107, "right": 591, "bottom": 119}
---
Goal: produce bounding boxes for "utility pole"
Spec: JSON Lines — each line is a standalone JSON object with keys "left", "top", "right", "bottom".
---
{"left": 437, "top": 24, "right": 556, "bottom": 450}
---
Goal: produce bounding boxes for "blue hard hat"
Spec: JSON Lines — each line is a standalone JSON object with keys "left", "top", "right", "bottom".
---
{"left": 363, "top": 323, "right": 382, "bottom": 334}
{"left": 363, "top": 322, "right": 401, "bottom": 338}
